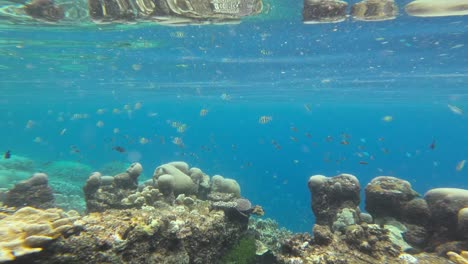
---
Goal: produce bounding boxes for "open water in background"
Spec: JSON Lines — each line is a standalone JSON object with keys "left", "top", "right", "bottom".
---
{"left": 1, "top": 0, "right": 467, "bottom": 232}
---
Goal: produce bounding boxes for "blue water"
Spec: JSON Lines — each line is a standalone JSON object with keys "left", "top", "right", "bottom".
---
{"left": 1, "top": 1, "right": 468, "bottom": 232}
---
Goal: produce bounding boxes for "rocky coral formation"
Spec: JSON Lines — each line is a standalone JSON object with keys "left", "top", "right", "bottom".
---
{"left": 4, "top": 173, "right": 55, "bottom": 209}
{"left": 308, "top": 174, "right": 361, "bottom": 232}
{"left": 2, "top": 204, "right": 247, "bottom": 263}
{"left": 83, "top": 162, "right": 144, "bottom": 212}
{"left": 278, "top": 223, "right": 407, "bottom": 263}
{"left": 365, "top": 176, "right": 431, "bottom": 248}
{"left": 0, "top": 161, "right": 261, "bottom": 264}
{"left": 425, "top": 188, "right": 468, "bottom": 243}
{"left": 293, "top": 173, "right": 468, "bottom": 264}
{"left": 84, "top": 161, "right": 245, "bottom": 214}
{"left": 0, "top": 206, "right": 78, "bottom": 262}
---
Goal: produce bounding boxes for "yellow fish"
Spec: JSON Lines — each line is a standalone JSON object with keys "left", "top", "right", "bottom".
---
{"left": 456, "top": 160, "right": 466, "bottom": 171}
{"left": 259, "top": 116, "right": 273, "bottom": 124}
{"left": 172, "top": 137, "right": 184, "bottom": 147}
{"left": 177, "top": 124, "right": 187, "bottom": 133}
{"left": 200, "top": 109, "right": 208, "bottom": 117}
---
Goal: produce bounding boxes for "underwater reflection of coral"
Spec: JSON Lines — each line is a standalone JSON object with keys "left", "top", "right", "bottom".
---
{"left": 24, "top": 0, "right": 64, "bottom": 22}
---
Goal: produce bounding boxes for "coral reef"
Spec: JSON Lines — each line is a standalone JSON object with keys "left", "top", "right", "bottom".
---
{"left": 83, "top": 162, "right": 143, "bottom": 212}
{"left": 0, "top": 206, "right": 78, "bottom": 262}
{"left": 365, "top": 176, "right": 430, "bottom": 248}
{"left": 0, "top": 161, "right": 261, "bottom": 264}
{"left": 1, "top": 160, "right": 466, "bottom": 264}
{"left": 4, "top": 173, "right": 55, "bottom": 209}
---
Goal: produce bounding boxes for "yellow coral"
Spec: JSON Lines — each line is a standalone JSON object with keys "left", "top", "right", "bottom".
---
{"left": 447, "top": 251, "right": 468, "bottom": 264}
{"left": 0, "top": 207, "right": 78, "bottom": 262}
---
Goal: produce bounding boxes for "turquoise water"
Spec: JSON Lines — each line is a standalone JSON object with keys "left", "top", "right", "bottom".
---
{"left": 1, "top": 0, "right": 467, "bottom": 232}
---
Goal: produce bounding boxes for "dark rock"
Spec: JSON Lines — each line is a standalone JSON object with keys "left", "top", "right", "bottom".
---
{"left": 303, "top": 0, "right": 348, "bottom": 24}
{"left": 308, "top": 174, "right": 361, "bottom": 229}
{"left": 425, "top": 188, "right": 468, "bottom": 242}
{"left": 401, "top": 198, "right": 431, "bottom": 226}
{"left": 4, "top": 173, "right": 54, "bottom": 209}
{"left": 403, "top": 224, "right": 430, "bottom": 248}
{"left": 365, "top": 176, "right": 420, "bottom": 220}
{"left": 24, "top": 0, "right": 64, "bottom": 22}
{"left": 313, "top": 224, "right": 333, "bottom": 245}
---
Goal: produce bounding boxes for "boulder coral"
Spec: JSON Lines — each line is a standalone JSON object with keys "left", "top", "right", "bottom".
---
{"left": 425, "top": 188, "right": 468, "bottom": 241}
{"left": 211, "top": 175, "right": 241, "bottom": 198}
{"left": 307, "top": 173, "right": 360, "bottom": 231}
{"left": 153, "top": 162, "right": 198, "bottom": 196}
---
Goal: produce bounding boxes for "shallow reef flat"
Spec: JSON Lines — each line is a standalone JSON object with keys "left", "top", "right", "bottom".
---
{"left": 0, "top": 161, "right": 467, "bottom": 263}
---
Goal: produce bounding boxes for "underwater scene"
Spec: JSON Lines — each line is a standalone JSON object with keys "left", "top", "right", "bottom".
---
{"left": 0, "top": 0, "right": 468, "bottom": 263}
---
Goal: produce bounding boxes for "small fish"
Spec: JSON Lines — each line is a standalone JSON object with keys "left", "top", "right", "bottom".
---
{"left": 429, "top": 139, "right": 436, "bottom": 150}
{"left": 113, "top": 128, "right": 120, "bottom": 134}
{"left": 340, "top": 140, "right": 349, "bottom": 145}
{"left": 258, "top": 116, "right": 272, "bottom": 124}
{"left": 172, "top": 137, "right": 184, "bottom": 147}
{"left": 132, "top": 64, "right": 142, "bottom": 71}
{"left": 170, "top": 31, "right": 185, "bottom": 38}
{"left": 112, "top": 146, "right": 126, "bottom": 153}
{"left": 177, "top": 124, "right": 188, "bottom": 133}
{"left": 70, "top": 145, "right": 80, "bottom": 153}
{"left": 304, "top": 104, "right": 311, "bottom": 112}
{"left": 456, "top": 160, "right": 466, "bottom": 171}
{"left": 359, "top": 161, "right": 369, "bottom": 165}
{"left": 134, "top": 102, "right": 142, "bottom": 110}
{"left": 60, "top": 128, "right": 67, "bottom": 136}
{"left": 382, "top": 115, "right": 393, "bottom": 122}
{"left": 25, "top": 120, "right": 34, "bottom": 129}
{"left": 139, "top": 137, "right": 149, "bottom": 145}
{"left": 220, "top": 93, "right": 231, "bottom": 101}
{"left": 96, "top": 108, "right": 106, "bottom": 115}
{"left": 200, "top": 109, "right": 208, "bottom": 117}
{"left": 96, "top": 121, "right": 104, "bottom": 128}
{"left": 448, "top": 104, "right": 464, "bottom": 115}
{"left": 4, "top": 150, "right": 11, "bottom": 159}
